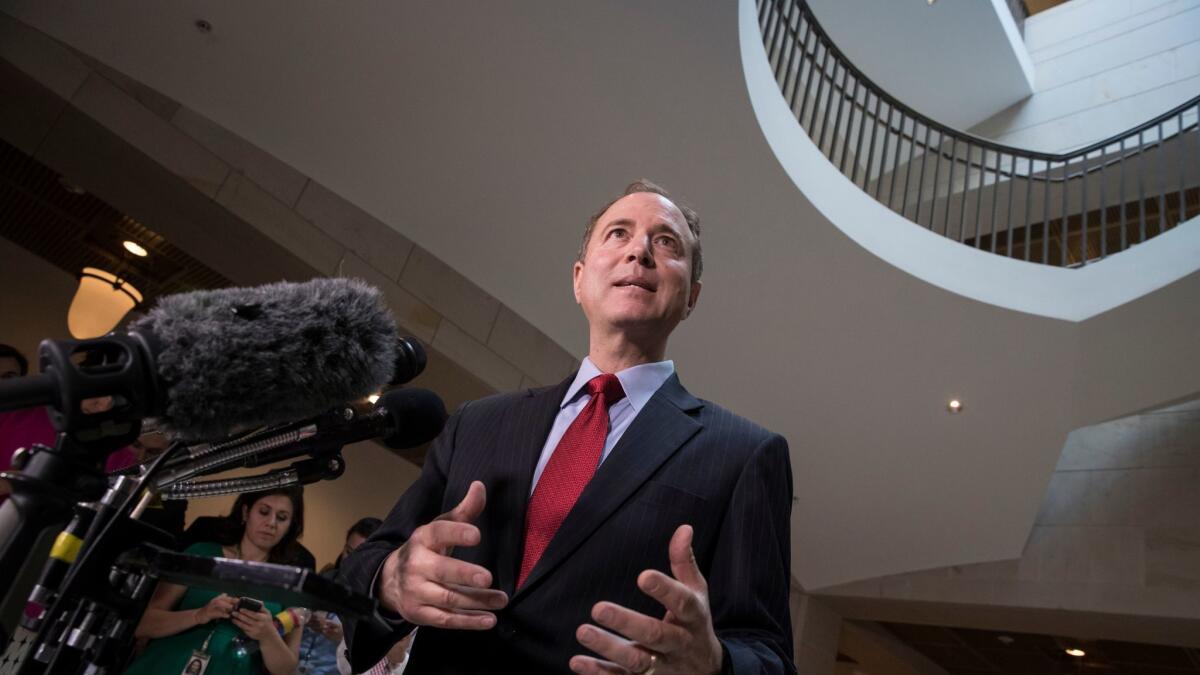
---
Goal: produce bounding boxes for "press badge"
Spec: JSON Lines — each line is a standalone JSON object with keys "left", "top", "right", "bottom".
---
{"left": 180, "top": 631, "right": 214, "bottom": 675}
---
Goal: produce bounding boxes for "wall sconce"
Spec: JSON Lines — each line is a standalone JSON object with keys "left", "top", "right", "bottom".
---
{"left": 67, "top": 267, "right": 142, "bottom": 339}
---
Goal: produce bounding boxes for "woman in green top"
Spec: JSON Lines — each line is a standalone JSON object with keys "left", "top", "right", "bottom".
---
{"left": 125, "top": 487, "right": 307, "bottom": 675}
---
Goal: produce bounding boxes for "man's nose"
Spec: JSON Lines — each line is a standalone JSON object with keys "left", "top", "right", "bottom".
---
{"left": 626, "top": 235, "right": 654, "bottom": 267}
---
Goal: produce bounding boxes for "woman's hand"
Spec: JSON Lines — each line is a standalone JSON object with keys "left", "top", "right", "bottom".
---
{"left": 231, "top": 607, "right": 277, "bottom": 642}
{"left": 195, "top": 594, "right": 236, "bottom": 625}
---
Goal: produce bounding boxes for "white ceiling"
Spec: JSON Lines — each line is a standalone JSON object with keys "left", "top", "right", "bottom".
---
{"left": 806, "top": 0, "right": 1035, "bottom": 130}
{"left": 3, "top": 0, "right": 1196, "bottom": 590}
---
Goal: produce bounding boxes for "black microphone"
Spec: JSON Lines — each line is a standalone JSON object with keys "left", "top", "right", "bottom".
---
{"left": 390, "top": 336, "right": 427, "bottom": 385}
{"left": 242, "top": 387, "right": 447, "bottom": 464}
{"left": 154, "top": 388, "right": 447, "bottom": 489}
{"left": 0, "top": 278, "right": 399, "bottom": 441}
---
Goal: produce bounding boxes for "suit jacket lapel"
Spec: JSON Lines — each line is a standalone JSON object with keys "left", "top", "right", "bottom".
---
{"left": 494, "top": 376, "right": 573, "bottom": 596}
{"left": 512, "top": 373, "right": 704, "bottom": 599}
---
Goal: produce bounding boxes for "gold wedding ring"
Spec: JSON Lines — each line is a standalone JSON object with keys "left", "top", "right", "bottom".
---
{"left": 643, "top": 653, "right": 658, "bottom": 675}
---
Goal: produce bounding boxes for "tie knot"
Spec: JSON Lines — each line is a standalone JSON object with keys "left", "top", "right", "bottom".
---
{"left": 586, "top": 373, "right": 625, "bottom": 407}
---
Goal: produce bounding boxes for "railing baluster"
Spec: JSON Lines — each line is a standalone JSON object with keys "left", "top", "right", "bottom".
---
{"left": 1178, "top": 110, "right": 1187, "bottom": 226}
{"left": 1060, "top": 157, "right": 1069, "bottom": 267}
{"left": 839, "top": 77, "right": 860, "bottom": 175}
{"left": 1156, "top": 121, "right": 1168, "bottom": 232}
{"left": 766, "top": 0, "right": 786, "bottom": 68}
{"left": 787, "top": 22, "right": 812, "bottom": 115}
{"left": 1080, "top": 150, "right": 1089, "bottom": 265}
{"left": 1119, "top": 138, "right": 1127, "bottom": 252}
{"left": 892, "top": 110, "right": 907, "bottom": 211}
{"left": 852, "top": 90, "right": 870, "bottom": 187}
{"left": 1005, "top": 153, "right": 1016, "bottom": 257}
{"left": 808, "top": 40, "right": 832, "bottom": 136}
{"left": 873, "top": 100, "right": 892, "bottom": 199}
{"left": 757, "top": 0, "right": 772, "bottom": 35}
{"left": 926, "top": 130, "right": 936, "bottom": 233}
{"left": 1023, "top": 158, "right": 1034, "bottom": 261}
{"left": 916, "top": 124, "right": 932, "bottom": 227}
{"left": 864, "top": 95, "right": 882, "bottom": 197}
{"left": 989, "top": 148, "right": 1001, "bottom": 252}
{"left": 777, "top": 10, "right": 798, "bottom": 98}
{"left": 798, "top": 33, "right": 822, "bottom": 126}
{"left": 817, "top": 62, "right": 842, "bottom": 155}
{"left": 1042, "top": 160, "right": 1052, "bottom": 263}
{"left": 1099, "top": 143, "right": 1107, "bottom": 259}
{"left": 828, "top": 65, "right": 851, "bottom": 164}
{"left": 974, "top": 147, "right": 986, "bottom": 248}
{"left": 1137, "top": 129, "right": 1147, "bottom": 243}
{"left": 943, "top": 137, "right": 957, "bottom": 238}
{"left": 960, "top": 143, "right": 972, "bottom": 244}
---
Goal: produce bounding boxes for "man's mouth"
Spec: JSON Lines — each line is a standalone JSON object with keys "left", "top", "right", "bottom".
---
{"left": 614, "top": 279, "right": 656, "bottom": 292}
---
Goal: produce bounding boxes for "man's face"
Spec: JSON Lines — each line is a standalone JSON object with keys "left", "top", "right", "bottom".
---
{"left": 573, "top": 192, "right": 701, "bottom": 345}
{"left": 0, "top": 357, "right": 22, "bottom": 379}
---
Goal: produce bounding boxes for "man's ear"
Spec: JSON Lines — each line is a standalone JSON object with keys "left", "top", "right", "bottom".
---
{"left": 572, "top": 261, "right": 584, "bottom": 305}
{"left": 684, "top": 280, "right": 702, "bottom": 319}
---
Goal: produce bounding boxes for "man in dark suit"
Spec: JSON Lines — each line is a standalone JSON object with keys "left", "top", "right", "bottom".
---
{"left": 343, "top": 181, "right": 795, "bottom": 674}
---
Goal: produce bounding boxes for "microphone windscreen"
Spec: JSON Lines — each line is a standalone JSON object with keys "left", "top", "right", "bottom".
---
{"left": 376, "top": 388, "right": 447, "bottom": 449}
{"left": 133, "top": 278, "right": 397, "bottom": 440}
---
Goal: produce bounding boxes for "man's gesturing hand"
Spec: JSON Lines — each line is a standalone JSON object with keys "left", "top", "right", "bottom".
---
{"left": 379, "top": 480, "right": 508, "bottom": 630}
{"left": 570, "top": 525, "right": 722, "bottom": 675}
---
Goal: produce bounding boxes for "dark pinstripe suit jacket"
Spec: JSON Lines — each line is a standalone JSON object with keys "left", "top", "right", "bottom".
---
{"left": 342, "top": 373, "right": 795, "bottom": 674}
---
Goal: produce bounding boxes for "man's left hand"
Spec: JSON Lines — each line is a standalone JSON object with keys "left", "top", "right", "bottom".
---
{"left": 570, "top": 525, "right": 722, "bottom": 675}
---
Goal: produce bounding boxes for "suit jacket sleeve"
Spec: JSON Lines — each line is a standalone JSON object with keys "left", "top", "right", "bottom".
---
{"left": 708, "top": 432, "right": 796, "bottom": 675}
{"left": 339, "top": 400, "right": 469, "bottom": 672}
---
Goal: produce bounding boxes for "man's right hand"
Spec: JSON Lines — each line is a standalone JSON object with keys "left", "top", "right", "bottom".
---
{"left": 379, "top": 480, "right": 508, "bottom": 630}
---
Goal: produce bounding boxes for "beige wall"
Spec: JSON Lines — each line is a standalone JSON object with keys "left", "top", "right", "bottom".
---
{"left": 0, "top": 234, "right": 77, "bottom": 360}
{"left": 819, "top": 399, "right": 1200, "bottom": 646}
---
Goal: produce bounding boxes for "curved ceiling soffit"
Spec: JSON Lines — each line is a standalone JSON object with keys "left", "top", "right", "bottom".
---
{"left": 738, "top": 0, "right": 1200, "bottom": 323}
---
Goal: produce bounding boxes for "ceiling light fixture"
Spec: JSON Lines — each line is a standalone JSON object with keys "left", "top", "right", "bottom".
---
{"left": 1065, "top": 648, "right": 1086, "bottom": 657}
{"left": 947, "top": 399, "right": 963, "bottom": 413}
{"left": 367, "top": 393, "right": 381, "bottom": 404}
{"left": 123, "top": 240, "right": 149, "bottom": 257}
{"left": 67, "top": 267, "right": 142, "bottom": 339}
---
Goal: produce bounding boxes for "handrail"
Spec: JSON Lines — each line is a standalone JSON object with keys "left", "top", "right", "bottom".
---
{"left": 757, "top": 0, "right": 1200, "bottom": 266}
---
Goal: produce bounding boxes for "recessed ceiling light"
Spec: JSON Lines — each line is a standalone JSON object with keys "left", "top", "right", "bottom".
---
{"left": 195, "top": 19, "right": 212, "bottom": 33}
{"left": 367, "top": 393, "right": 381, "bottom": 404}
{"left": 947, "top": 399, "right": 963, "bottom": 413}
{"left": 1065, "top": 648, "right": 1086, "bottom": 657}
{"left": 123, "top": 240, "right": 149, "bottom": 257}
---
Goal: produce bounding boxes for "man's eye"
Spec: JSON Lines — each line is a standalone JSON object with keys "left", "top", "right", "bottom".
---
{"left": 609, "top": 228, "right": 628, "bottom": 239}
{"left": 655, "top": 236, "right": 678, "bottom": 249}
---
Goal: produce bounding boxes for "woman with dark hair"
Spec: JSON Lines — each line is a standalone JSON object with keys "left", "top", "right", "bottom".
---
{"left": 125, "top": 487, "right": 306, "bottom": 675}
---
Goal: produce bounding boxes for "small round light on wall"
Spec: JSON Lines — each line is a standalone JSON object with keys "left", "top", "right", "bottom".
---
{"left": 1065, "top": 648, "right": 1086, "bottom": 657}
{"left": 947, "top": 399, "right": 963, "bottom": 413}
{"left": 195, "top": 19, "right": 212, "bottom": 33}
{"left": 367, "top": 393, "right": 381, "bottom": 404}
{"left": 122, "top": 240, "right": 149, "bottom": 257}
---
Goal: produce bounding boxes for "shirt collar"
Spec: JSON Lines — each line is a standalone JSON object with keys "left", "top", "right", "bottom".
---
{"left": 560, "top": 356, "right": 675, "bottom": 413}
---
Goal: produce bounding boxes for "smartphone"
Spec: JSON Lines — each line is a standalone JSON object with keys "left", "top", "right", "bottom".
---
{"left": 236, "top": 597, "right": 263, "bottom": 614}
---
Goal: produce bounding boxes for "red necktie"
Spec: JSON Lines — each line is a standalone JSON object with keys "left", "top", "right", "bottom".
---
{"left": 518, "top": 373, "right": 625, "bottom": 588}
